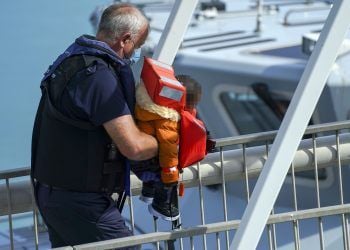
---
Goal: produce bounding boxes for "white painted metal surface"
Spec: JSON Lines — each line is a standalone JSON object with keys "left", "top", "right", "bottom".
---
{"left": 231, "top": 0, "right": 350, "bottom": 249}
{"left": 151, "top": 0, "right": 198, "bottom": 65}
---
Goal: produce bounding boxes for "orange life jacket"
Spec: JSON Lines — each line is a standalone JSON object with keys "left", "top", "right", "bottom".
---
{"left": 141, "top": 57, "right": 185, "bottom": 112}
{"left": 178, "top": 109, "right": 207, "bottom": 169}
{"left": 141, "top": 57, "right": 207, "bottom": 169}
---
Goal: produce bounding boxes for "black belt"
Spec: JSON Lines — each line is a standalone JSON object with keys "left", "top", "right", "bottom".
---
{"left": 34, "top": 179, "right": 112, "bottom": 194}
{"left": 37, "top": 181, "right": 70, "bottom": 191}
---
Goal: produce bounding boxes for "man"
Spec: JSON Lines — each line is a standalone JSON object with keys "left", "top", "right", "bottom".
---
{"left": 31, "top": 4, "right": 157, "bottom": 248}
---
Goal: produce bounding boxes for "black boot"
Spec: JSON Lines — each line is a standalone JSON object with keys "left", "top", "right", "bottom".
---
{"left": 148, "top": 184, "right": 179, "bottom": 221}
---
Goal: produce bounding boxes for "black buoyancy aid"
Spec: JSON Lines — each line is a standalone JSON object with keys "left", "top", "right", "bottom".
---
{"left": 31, "top": 36, "right": 135, "bottom": 194}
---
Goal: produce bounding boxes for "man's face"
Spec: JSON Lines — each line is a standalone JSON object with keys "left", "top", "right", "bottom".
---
{"left": 122, "top": 24, "right": 149, "bottom": 59}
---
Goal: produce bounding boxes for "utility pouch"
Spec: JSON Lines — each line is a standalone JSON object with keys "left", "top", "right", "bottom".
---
{"left": 101, "top": 143, "right": 125, "bottom": 194}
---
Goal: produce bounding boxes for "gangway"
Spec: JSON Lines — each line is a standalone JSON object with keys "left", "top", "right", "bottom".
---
{"left": 2, "top": 0, "right": 350, "bottom": 249}
{"left": 1, "top": 120, "right": 350, "bottom": 249}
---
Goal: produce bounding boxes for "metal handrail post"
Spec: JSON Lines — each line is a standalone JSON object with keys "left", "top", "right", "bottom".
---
{"left": 254, "top": 0, "right": 263, "bottom": 33}
{"left": 197, "top": 162, "right": 207, "bottom": 250}
{"left": 6, "top": 179, "right": 14, "bottom": 250}
{"left": 220, "top": 148, "right": 229, "bottom": 249}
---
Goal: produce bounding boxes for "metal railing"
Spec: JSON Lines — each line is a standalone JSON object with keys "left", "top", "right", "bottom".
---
{"left": 52, "top": 204, "right": 350, "bottom": 250}
{"left": 2, "top": 120, "right": 350, "bottom": 249}
{"left": 283, "top": 5, "right": 331, "bottom": 26}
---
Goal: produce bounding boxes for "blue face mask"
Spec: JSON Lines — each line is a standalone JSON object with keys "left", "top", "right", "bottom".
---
{"left": 128, "top": 48, "right": 142, "bottom": 65}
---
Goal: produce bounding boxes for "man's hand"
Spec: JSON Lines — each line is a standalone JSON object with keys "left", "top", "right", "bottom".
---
{"left": 206, "top": 131, "right": 216, "bottom": 153}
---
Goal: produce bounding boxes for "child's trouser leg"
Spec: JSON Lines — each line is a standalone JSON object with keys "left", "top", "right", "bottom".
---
{"left": 140, "top": 181, "right": 155, "bottom": 204}
{"left": 129, "top": 159, "right": 160, "bottom": 204}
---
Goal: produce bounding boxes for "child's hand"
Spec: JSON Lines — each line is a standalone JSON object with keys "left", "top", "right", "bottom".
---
{"left": 206, "top": 131, "right": 216, "bottom": 153}
{"left": 140, "top": 171, "right": 160, "bottom": 182}
{"left": 161, "top": 166, "right": 179, "bottom": 186}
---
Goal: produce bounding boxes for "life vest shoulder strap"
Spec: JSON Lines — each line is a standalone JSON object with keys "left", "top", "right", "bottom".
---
{"left": 41, "top": 55, "right": 116, "bottom": 131}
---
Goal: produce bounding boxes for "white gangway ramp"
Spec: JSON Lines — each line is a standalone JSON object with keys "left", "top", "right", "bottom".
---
{"left": 231, "top": 0, "right": 350, "bottom": 249}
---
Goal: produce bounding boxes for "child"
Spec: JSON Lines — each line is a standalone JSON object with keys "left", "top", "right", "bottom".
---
{"left": 134, "top": 75, "right": 202, "bottom": 221}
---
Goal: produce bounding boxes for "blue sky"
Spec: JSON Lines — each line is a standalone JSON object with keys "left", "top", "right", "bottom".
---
{"left": 0, "top": 0, "right": 110, "bottom": 170}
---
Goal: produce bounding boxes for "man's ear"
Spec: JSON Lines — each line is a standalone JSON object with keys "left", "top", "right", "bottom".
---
{"left": 120, "top": 32, "right": 132, "bottom": 47}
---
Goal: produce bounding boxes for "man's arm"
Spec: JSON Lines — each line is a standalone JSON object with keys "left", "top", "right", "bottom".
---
{"left": 103, "top": 114, "right": 158, "bottom": 161}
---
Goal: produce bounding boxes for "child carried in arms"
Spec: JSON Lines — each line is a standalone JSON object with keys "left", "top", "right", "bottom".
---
{"left": 132, "top": 74, "right": 202, "bottom": 221}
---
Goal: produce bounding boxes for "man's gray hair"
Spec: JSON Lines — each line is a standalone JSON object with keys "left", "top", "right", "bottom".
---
{"left": 97, "top": 4, "right": 149, "bottom": 43}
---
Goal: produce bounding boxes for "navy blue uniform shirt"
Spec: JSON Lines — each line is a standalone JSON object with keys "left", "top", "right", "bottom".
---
{"left": 59, "top": 61, "right": 131, "bottom": 126}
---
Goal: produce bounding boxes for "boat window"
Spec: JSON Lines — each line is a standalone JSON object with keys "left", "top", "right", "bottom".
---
{"left": 220, "top": 84, "right": 326, "bottom": 181}
{"left": 220, "top": 90, "right": 281, "bottom": 134}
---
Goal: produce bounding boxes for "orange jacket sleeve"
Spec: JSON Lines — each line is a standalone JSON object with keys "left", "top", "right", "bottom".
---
{"left": 154, "top": 119, "right": 180, "bottom": 168}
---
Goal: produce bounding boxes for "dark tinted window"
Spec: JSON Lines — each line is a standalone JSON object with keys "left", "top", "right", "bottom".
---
{"left": 220, "top": 88, "right": 326, "bottom": 180}
{"left": 220, "top": 91, "right": 281, "bottom": 134}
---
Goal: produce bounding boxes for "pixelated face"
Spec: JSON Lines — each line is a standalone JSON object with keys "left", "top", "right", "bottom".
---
{"left": 175, "top": 75, "right": 202, "bottom": 110}
{"left": 186, "top": 89, "right": 202, "bottom": 109}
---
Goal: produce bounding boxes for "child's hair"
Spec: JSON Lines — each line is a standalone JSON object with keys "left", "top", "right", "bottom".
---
{"left": 176, "top": 75, "right": 202, "bottom": 109}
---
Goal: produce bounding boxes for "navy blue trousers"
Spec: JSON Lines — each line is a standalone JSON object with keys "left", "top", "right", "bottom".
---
{"left": 35, "top": 183, "right": 137, "bottom": 249}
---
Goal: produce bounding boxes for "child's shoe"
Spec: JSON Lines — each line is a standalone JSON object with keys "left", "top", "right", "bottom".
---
{"left": 148, "top": 185, "right": 179, "bottom": 221}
